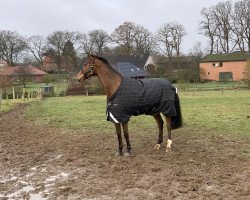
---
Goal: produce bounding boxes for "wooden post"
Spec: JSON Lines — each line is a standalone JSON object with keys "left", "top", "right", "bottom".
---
{"left": 39, "top": 88, "right": 42, "bottom": 99}
{"left": 12, "top": 86, "right": 15, "bottom": 100}
{"left": 5, "top": 87, "right": 9, "bottom": 104}
{"left": 22, "top": 88, "right": 25, "bottom": 101}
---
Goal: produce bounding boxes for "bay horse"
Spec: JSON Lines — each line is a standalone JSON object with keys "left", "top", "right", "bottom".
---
{"left": 76, "top": 54, "right": 182, "bottom": 156}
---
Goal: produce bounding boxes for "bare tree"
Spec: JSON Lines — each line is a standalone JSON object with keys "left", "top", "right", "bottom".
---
{"left": 199, "top": 1, "right": 249, "bottom": 53}
{"left": 111, "top": 22, "right": 155, "bottom": 55}
{"left": 26, "top": 35, "right": 48, "bottom": 65}
{"left": 16, "top": 65, "right": 31, "bottom": 88}
{"left": 134, "top": 25, "right": 155, "bottom": 54}
{"left": 111, "top": 22, "right": 137, "bottom": 55}
{"left": 47, "top": 31, "right": 83, "bottom": 72}
{"left": 232, "top": 0, "right": 250, "bottom": 52}
{"left": 156, "top": 23, "right": 175, "bottom": 64}
{"left": 0, "top": 30, "right": 27, "bottom": 66}
{"left": 173, "top": 22, "right": 187, "bottom": 59}
{"left": 156, "top": 22, "right": 186, "bottom": 70}
{"left": 80, "top": 33, "right": 93, "bottom": 54}
{"left": 211, "top": 1, "right": 235, "bottom": 53}
{"left": 199, "top": 8, "right": 218, "bottom": 54}
{"left": 188, "top": 42, "right": 205, "bottom": 82}
{"left": 88, "top": 29, "right": 110, "bottom": 55}
{"left": 189, "top": 41, "right": 204, "bottom": 58}
{"left": 47, "top": 31, "right": 65, "bottom": 55}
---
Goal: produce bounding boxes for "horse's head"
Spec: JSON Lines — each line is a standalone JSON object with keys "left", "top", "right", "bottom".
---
{"left": 76, "top": 54, "right": 97, "bottom": 82}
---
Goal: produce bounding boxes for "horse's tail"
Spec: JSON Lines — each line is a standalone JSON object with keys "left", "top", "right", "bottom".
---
{"left": 171, "top": 92, "right": 183, "bottom": 129}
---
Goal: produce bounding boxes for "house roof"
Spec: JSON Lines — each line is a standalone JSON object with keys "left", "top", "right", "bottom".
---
{"left": 0, "top": 65, "right": 48, "bottom": 76}
{"left": 107, "top": 54, "right": 150, "bottom": 68}
{"left": 201, "top": 51, "right": 250, "bottom": 63}
{"left": 115, "top": 62, "right": 150, "bottom": 78}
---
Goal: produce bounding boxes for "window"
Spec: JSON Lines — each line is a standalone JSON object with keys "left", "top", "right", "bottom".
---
{"left": 212, "top": 63, "right": 219, "bottom": 67}
{"left": 219, "top": 62, "right": 223, "bottom": 67}
{"left": 208, "top": 72, "right": 210, "bottom": 75}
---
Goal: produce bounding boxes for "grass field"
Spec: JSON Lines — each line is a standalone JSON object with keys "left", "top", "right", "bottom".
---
{"left": 177, "top": 81, "right": 247, "bottom": 91}
{"left": 1, "top": 81, "right": 247, "bottom": 112}
{"left": 13, "top": 82, "right": 68, "bottom": 95}
{"left": 23, "top": 89, "right": 250, "bottom": 138}
{"left": 0, "top": 99, "right": 36, "bottom": 113}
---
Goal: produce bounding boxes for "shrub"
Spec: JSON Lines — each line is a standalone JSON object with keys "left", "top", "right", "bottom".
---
{"left": 87, "top": 78, "right": 105, "bottom": 95}
{"left": 42, "top": 92, "right": 55, "bottom": 98}
{"left": 65, "top": 82, "right": 86, "bottom": 96}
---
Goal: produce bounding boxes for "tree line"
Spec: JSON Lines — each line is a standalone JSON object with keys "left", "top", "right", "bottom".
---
{"left": 0, "top": 0, "right": 249, "bottom": 69}
{"left": 199, "top": 0, "right": 250, "bottom": 54}
{"left": 0, "top": 21, "right": 187, "bottom": 69}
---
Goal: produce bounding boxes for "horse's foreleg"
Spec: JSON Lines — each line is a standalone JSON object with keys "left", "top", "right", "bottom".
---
{"left": 153, "top": 114, "right": 164, "bottom": 150}
{"left": 165, "top": 116, "right": 172, "bottom": 152}
{"left": 122, "top": 122, "right": 132, "bottom": 156}
{"left": 115, "top": 123, "right": 123, "bottom": 156}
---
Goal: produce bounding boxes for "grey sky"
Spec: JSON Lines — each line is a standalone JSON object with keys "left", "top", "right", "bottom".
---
{"left": 0, "top": 0, "right": 238, "bottom": 53}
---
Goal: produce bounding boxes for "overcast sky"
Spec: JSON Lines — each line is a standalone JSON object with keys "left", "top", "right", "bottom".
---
{"left": 0, "top": 0, "right": 239, "bottom": 53}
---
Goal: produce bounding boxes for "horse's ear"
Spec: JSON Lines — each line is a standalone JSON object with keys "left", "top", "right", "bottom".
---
{"left": 87, "top": 52, "right": 94, "bottom": 63}
{"left": 87, "top": 52, "right": 91, "bottom": 59}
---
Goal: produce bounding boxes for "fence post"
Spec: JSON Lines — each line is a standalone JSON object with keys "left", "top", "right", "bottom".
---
{"left": 39, "top": 88, "right": 42, "bottom": 99}
{"left": 12, "top": 86, "right": 15, "bottom": 100}
{"left": 5, "top": 87, "right": 9, "bottom": 103}
{"left": 22, "top": 88, "right": 25, "bottom": 101}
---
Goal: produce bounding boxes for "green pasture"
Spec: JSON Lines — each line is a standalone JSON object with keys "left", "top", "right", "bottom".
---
{"left": 177, "top": 81, "right": 247, "bottom": 91}
{"left": 13, "top": 82, "right": 68, "bottom": 95}
{"left": 0, "top": 99, "right": 36, "bottom": 113}
{"left": 24, "top": 90, "right": 250, "bottom": 138}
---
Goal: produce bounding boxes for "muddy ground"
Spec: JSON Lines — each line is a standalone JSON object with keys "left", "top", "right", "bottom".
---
{"left": 0, "top": 105, "right": 249, "bottom": 200}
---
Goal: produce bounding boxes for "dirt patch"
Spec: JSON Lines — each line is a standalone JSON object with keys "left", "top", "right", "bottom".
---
{"left": 0, "top": 105, "right": 249, "bottom": 200}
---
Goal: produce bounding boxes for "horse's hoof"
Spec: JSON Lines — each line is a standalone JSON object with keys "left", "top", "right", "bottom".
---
{"left": 124, "top": 152, "right": 132, "bottom": 157}
{"left": 124, "top": 150, "right": 132, "bottom": 157}
{"left": 154, "top": 144, "right": 161, "bottom": 150}
{"left": 115, "top": 151, "right": 123, "bottom": 156}
{"left": 165, "top": 148, "right": 171, "bottom": 152}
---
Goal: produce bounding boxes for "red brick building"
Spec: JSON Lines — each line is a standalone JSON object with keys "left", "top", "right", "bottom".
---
{"left": 0, "top": 65, "right": 48, "bottom": 82}
{"left": 199, "top": 51, "right": 249, "bottom": 81}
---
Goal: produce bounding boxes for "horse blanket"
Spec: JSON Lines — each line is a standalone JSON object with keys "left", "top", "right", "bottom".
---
{"left": 106, "top": 77, "right": 177, "bottom": 124}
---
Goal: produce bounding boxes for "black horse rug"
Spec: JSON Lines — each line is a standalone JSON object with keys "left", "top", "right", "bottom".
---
{"left": 106, "top": 77, "right": 177, "bottom": 124}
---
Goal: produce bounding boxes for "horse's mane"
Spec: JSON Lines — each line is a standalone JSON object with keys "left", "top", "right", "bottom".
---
{"left": 90, "top": 54, "right": 122, "bottom": 76}
{"left": 90, "top": 54, "right": 109, "bottom": 65}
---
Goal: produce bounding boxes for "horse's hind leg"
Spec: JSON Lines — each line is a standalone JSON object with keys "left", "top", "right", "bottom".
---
{"left": 165, "top": 116, "right": 172, "bottom": 152}
{"left": 115, "top": 123, "right": 123, "bottom": 156}
{"left": 153, "top": 114, "right": 164, "bottom": 150}
{"left": 122, "top": 122, "right": 132, "bottom": 156}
